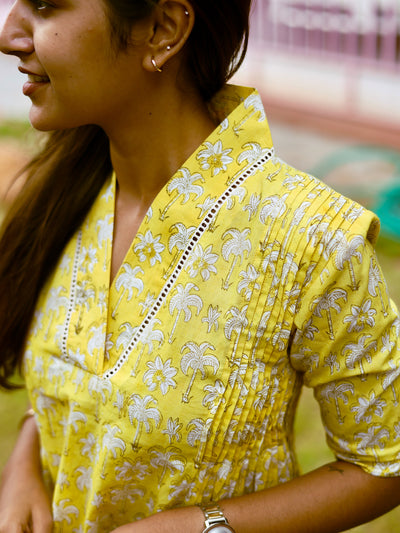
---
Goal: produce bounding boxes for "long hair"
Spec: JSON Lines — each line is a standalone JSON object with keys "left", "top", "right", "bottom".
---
{"left": 0, "top": 0, "right": 252, "bottom": 388}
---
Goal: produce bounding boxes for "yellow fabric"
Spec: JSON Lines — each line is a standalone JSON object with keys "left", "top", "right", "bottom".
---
{"left": 24, "top": 85, "right": 400, "bottom": 532}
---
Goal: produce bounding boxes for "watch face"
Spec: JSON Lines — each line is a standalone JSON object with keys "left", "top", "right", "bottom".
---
{"left": 204, "top": 526, "right": 236, "bottom": 533}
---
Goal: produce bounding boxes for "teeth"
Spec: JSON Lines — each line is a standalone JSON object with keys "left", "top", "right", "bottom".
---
{"left": 27, "top": 74, "right": 49, "bottom": 83}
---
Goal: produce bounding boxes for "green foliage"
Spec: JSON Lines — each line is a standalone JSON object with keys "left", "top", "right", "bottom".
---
{"left": 0, "top": 120, "right": 31, "bottom": 140}
{"left": 0, "top": 386, "right": 28, "bottom": 470}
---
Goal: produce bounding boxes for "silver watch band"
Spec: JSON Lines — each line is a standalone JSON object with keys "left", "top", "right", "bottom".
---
{"left": 200, "top": 502, "right": 236, "bottom": 533}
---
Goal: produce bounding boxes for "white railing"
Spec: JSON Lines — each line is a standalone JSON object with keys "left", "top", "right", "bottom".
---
{"left": 251, "top": 0, "right": 400, "bottom": 71}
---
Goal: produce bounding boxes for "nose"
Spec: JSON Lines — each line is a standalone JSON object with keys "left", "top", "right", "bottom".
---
{"left": 0, "top": 2, "right": 34, "bottom": 56}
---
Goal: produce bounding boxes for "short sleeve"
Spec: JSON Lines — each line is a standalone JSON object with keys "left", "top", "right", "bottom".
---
{"left": 290, "top": 208, "right": 400, "bottom": 477}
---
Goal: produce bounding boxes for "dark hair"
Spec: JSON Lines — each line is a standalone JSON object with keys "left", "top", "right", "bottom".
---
{"left": 105, "top": 0, "right": 251, "bottom": 100}
{"left": 0, "top": 0, "right": 252, "bottom": 389}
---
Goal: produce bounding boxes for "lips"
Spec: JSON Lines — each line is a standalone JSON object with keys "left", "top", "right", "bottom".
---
{"left": 19, "top": 67, "right": 50, "bottom": 96}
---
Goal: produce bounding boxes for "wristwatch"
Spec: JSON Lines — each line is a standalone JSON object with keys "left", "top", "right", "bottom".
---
{"left": 200, "top": 502, "right": 236, "bottom": 533}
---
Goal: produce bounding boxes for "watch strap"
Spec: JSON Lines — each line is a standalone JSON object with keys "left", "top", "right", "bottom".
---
{"left": 200, "top": 502, "right": 235, "bottom": 532}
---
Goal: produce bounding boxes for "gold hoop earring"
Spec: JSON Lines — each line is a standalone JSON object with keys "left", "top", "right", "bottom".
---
{"left": 151, "top": 57, "right": 163, "bottom": 73}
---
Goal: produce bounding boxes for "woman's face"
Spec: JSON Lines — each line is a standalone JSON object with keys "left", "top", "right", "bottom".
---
{"left": 0, "top": 0, "right": 147, "bottom": 131}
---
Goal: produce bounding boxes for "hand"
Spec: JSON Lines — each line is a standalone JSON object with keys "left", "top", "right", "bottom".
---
{"left": 0, "top": 461, "right": 53, "bottom": 533}
{"left": 0, "top": 418, "right": 53, "bottom": 533}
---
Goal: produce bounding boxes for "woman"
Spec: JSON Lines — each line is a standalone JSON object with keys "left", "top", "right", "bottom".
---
{"left": 0, "top": 0, "right": 400, "bottom": 532}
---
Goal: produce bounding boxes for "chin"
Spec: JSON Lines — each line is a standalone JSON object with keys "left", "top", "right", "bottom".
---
{"left": 29, "top": 110, "right": 59, "bottom": 131}
{"left": 29, "top": 106, "right": 89, "bottom": 132}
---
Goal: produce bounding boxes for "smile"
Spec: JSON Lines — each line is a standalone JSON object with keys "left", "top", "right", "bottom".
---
{"left": 27, "top": 74, "right": 50, "bottom": 83}
{"left": 22, "top": 74, "right": 50, "bottom": 97}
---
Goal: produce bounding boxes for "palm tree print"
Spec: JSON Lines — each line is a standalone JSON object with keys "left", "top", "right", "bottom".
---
{"left": 160, "top": 168, "right": 204, "bottom": 220}
{"left": 228, "top": 358, "right": 249, "bottom": 398}
{"left": 330, "top": 233, "right": 365, "bottom": 291}
{"left": 350, "top": 392, "right": 386, "bottom": 424}
{"left": 169, "top": 477, "right": 197, "bottom": 503}
{"left": 47, "top": 359, "right": 68, "bottom": 397}
{"left": 112, "top": 264, "right": 144, "bottom": 319}
{"left": 262, "top": 250, "right": 298, "bottom": 288}
{"left": 281, "top": 201, "right": 311, "bottom": 255}
{"left": 225, "top": 186, "right": 246, "bottom": 210}
{"left": 250, "top": 311, "right": 271, "bottom": 365}
{"left": 68, "top": 402, "right": 87, "bottom": 433}
{"left": 233, "top": 95, "right": 266, "bottom": 135}
{"left": 163, "top": 223, "right": 197, "bottom": 279}
{"left": 237, "top": 142, "right": 270, "bottom": 167}
{"left": 168, "top": 283, "right": 203, "bottom": 343}
{"left": 303, "top": 215, "right": 332, "bottom": 255}
{"left": 115, "top": 458, "right": 150, "bottom": 482}
{"left": 149, "top": 445, "right": 186, "bottom": 482}
{"left": 53, "top": 499, "right": 79, "bottom": 525}
{"left": 96, "top": 213, "right": 114, "bottom": 270}
{"left": 224, "top": 305, "right": 249, "bottom": 364}
{"left": 368, "top": 257, "right": 388, "bottom": 316}
{"left": 323, "top": 352, "right": 340, "bottom": 375}
{"left": 221, "top": 228, "right": 251, "bottom": 289}
{"left": 75, "top": 465, "right": 92, "bottom": 491}
{"left": 243, "top": 192, "right": 262, "bottom": 221}
{"left": 79, "top": 433, "right": 98, "bottom": 461}
{"left": 259, "top": 194, "right": 289, "bottom": 252}
{"left": 355, "top": 426, "right": 390, "bottom": 460}
{"left": 88, "top": 375, "right": 112, "bottom": 404}
{"left": 44, "top": 286, "right": 69, "bottom": 340}
{"left": 162, "top": 417, "right": 183, "bottom": 444}
{"left": 74, "top": 280, "right": 96, "bottom": 334}
{"left": 202, "top": 379, "right": 226, "bottom": 413}
{"left": 381, "top": 360, "right": 400, "bottom": 405}
{"left": 109, "top": 484, "right": 145, "bottom": 507}
{"left": 139, "top": 291, "right": 156, "bottom": 316}
{"left": 128, "top": 394, "right": 161, "bottom": 450}
{"left": 35, "top": 393, "right": 57, "bottom": 437}
{"left": 237, "top": 264, "right": 261, "bottom": 301}
{"left": 311, "top": 285, "right": 347, "bottom": 340}
{"left": 87, "top": 323, "right": 107, "bottom": 358}
{"left": 116, "top": 322, "right": 139, "bottom": 352}
{"left": 343, "top": 334, "right": 377, "bottom": 379}
{"left": 186, "top": 417, "right": 210, "bottom": 447}
{"left": 227, "top": 142, "right": 275, "bottom": 188}
{"left": 100, "top": 424, "right": 126, "bottom": 479}
{"left": 202, "top": 304, "right": 221, "bottom": 333}
{"left": 132, "top": 318, "right": 164, "bottom": 376}
{"left": 180, "top": 341, "right": 219, "bottom": 403}
{"left": 320, "top": 381, "right": 355, "bottom": 424}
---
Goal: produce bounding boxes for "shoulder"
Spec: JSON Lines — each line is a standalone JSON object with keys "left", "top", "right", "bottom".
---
{"left": 256, "top": 156, "right": 380, "bottom": 246}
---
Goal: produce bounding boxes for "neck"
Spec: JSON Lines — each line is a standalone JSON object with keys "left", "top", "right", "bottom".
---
{"left": 106, "top": 85, "right": 216, "bottom": 208}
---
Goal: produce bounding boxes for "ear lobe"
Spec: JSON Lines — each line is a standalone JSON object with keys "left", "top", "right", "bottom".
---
{"left": 142, "top": 0, "right": 194, "bottom": 72}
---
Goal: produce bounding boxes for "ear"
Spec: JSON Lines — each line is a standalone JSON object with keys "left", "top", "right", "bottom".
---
{"left": 142, "top": 0, "right": 194, "bottom": 73}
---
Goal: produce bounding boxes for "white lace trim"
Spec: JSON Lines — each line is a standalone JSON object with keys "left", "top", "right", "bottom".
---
{"left": 61, "top": 230, "right": 82, "bottom": 359}
{"left": 103, "top": 149, "right": 274, "bottom": 379}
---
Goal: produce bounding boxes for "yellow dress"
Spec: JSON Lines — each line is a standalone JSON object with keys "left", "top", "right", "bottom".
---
{"left": 24, "top": 85, "right": 400, "bottom": 532}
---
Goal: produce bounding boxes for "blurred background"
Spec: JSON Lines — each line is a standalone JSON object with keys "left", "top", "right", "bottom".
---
{"left": 1, "top": 1, "right": 400, "bottom": 531}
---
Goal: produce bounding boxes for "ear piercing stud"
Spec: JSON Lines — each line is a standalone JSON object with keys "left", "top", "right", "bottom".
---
{"left": 166, "top": 45, "right": 171, "bottom": 51}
